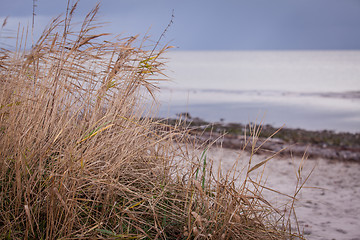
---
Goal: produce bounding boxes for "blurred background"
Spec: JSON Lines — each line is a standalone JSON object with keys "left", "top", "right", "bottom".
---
{"left": 1, "top": 0, "right": 360, "bottom": 133}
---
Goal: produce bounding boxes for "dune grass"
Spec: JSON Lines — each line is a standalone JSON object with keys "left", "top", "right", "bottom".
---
{"left": 0, "top": 3, "right": 306, "bottom": 239}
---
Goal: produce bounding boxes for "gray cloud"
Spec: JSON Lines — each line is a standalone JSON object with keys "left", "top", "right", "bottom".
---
{"left": 1, "top": 0, "right": 359, "bottom": 50}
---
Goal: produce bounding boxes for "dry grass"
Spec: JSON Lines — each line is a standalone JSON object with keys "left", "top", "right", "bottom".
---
{"left": 0, "top": 3, "right": 306, "bottom": 240}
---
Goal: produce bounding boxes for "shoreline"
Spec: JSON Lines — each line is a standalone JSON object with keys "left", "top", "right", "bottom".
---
{"left": 196, "top": 131, "right": 360, "bottom": 162}
{"left": 159, "top": 114, "right": 360, "bottom": 162}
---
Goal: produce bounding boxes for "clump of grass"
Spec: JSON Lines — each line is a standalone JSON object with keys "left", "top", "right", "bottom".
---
{"left": 0, "top": 3, "right": 306, "bottom": 239}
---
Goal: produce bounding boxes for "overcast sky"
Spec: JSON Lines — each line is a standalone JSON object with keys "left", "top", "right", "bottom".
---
{"left": 1, "top": 0, "right": 360, "bottom": 50}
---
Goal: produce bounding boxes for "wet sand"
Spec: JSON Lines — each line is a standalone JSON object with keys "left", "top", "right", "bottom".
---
{"left": 205, "top": 147, "right": 360, "bottom": 240}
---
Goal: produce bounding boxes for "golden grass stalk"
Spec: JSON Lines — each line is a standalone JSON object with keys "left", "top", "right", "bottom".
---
{"left": 0, "top": 3, "right": 308, "bottom": 239}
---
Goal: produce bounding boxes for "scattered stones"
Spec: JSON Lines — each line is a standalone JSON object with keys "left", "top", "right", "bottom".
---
{"left": 159, "top": 117, "right": 360, "bottom": 162}
{"left": 335, "top": 228, "right": 347, "bottom": 234}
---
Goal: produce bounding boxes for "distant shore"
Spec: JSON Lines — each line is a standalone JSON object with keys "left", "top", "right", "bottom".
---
{"left": 159, "top": 113, "right": 360, "bottom": 162}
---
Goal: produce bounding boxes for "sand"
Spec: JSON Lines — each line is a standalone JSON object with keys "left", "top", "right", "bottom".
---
{"left": 205, "top": 147, "right": 360, "bottom": 240}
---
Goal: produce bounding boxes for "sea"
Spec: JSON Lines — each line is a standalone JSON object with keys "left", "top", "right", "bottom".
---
{"left": 155, "top": 51, "right": 360, "bottom": 133}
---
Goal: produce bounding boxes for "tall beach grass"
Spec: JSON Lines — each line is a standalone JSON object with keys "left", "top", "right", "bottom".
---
{"left": 0, "top": 3, "right": 307, "bottom": 239}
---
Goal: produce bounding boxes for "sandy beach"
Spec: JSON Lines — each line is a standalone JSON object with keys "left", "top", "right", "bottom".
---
{"left": 205, "top": 147, "right": 360, "bottom": 240}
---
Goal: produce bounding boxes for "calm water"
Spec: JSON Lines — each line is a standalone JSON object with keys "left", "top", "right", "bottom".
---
{"left": 156, "top": 51, "right": 360, "bottom": 133}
